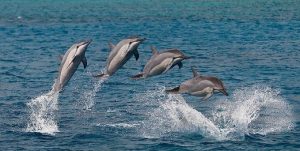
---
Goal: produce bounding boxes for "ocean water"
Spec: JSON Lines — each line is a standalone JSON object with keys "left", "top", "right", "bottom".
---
{"left": 1, "top": 0, "right": 300, "bottom": 150}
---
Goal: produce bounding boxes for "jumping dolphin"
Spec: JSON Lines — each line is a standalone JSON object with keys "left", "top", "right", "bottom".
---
{"left": 166, "top": 67, "right": 228, "bottom": 100}
{"left": 132, "top": 46, "right": 190, "bottom": 79}
{"left": 95, "top": 37, "right": 145, "bottom": 78}
{"left": 52, "top": 40, "right": 92, "bottom": 92}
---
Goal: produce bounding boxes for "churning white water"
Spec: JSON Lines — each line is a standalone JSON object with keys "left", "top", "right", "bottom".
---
{"left": 138, "top": 85, "right": 294, "bottom": 140}
{"left": 26, "top": 90, "right": 59, "bottom": 135}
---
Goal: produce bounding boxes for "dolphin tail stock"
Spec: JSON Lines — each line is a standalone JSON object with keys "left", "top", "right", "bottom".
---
{"left": 131, "top": 73, "right": 144, "bottom": 80}
{"left": 48, "top": 88, "right": 61, "bottom": 97}
{"left": 50, "top": 79, "right": 62, "bottom": 94}
{"left": 165, "top": 87, "right": 180, "bottom": 94}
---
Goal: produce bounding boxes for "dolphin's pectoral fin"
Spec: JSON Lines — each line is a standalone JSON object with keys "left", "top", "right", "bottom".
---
{"left": 133, "top": 50, "right": 139, "bottom": 61}
{"left": 170, "top": 61, "right": 183, "bottom": 70}
{"left": 58, "top": 55, "right": 64, "bottom": 62}
{"left": 177, "top": 62, "right": 183, "bottom": 69}
{"left": 82, "top": 56, "right": 87, "bottom": 68}
{"left": 191, "top": 66, "right": 199, "bottom": 77}
{"left": 151, "top": 46, "right": 159, "bottom": 56}
{"left": 109, "top": 42, "right": 115, "bottom": 50}
{"left": 203, "top": 92, "right": 213, "bottom": 100}
{"left": 131, "top": 73, "right": 144, "bottom": 79}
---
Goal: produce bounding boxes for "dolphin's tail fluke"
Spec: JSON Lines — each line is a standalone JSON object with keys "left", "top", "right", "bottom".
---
{"left": 131, "top": 73, "right": 144, "bottom": 80}
{"left": 93, "top": 73, "right": 109, "bottom": 79}
{"left": 165, "top": 87, "right": 180, "bottom": 93}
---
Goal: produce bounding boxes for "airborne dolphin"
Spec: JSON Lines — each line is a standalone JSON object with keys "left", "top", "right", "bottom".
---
{"left": 166, "top": 67, "right": 228, "bottom": 100}
{"left": 132, "top": 46, "right": 190, "bottom": 79}
{"left": 52, "top": 40, "right": 91, "bottom": 92}
{"left": 95, "top": 37, "right": 145, "bottom": 78}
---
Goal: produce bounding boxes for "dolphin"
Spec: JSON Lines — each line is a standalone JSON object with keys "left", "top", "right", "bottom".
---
{"left": 52, "top": 40, "right": 92, "bottom": 92}
{"left": 95, "top": 36, "right": 145, "bottom": 78}
{"left": 166, "top": 67, "right": 228, "bottom": 100}
{"left": 132, "top": 46, "right": 190, "bottom": 79}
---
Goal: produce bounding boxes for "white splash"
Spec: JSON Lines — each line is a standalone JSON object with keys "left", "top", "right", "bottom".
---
{"left": 80, "top": 77, "right": 108, "bottom": 110}
{"left": 140, "top": 91, "right": 222, "bottom": 138}
{"left": 26, "top": 90, "right": 59, "bottom": 135}
{"left": 139, "top": 85, "right": 294, "bottom": 140}
{"left": 211, "top": 86, "right": 294, "bottom": 139}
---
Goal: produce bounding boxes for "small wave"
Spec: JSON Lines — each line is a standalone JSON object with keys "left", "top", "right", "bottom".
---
{"left": 26, "top": 91, "right": 59, "bottom": 135}
{"left": 106, "top": 108, "right": 117, "bottom": 113}
{"left": 97, "top": 123, "right": 140, "bottom": 128}
{"left": 139, "top": 85, "right": 294, "bottom": 140}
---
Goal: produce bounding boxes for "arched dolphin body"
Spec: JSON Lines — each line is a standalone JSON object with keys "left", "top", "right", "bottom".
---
{"left": 52, "top": 40, "right": 91, "bottom": 92}
{"left": 132, "top": 46, "right": 190, "bottom": 79}
{"left": 166, "top": 67, "right": 228, "bottom": 100}
{"left": 95, "top": 37, "right": 145, "bottom": 78}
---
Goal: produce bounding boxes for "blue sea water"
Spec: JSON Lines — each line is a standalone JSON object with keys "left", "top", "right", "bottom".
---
{"left": 1, "top": 0, "right": 300, "bottom": 150}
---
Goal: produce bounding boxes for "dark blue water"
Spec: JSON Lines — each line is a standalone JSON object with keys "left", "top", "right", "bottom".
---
{"left": 1, "top": 0, "right": 300, "bottom": 150}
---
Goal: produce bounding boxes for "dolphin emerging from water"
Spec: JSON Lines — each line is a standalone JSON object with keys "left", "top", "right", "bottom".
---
{"left": 95, "top": 36, "right": 145, "bottom": 78}
{"left": 132, "top": 46, "right": 190, "bottom": 79}
{"left": 52, "top": 40, "right": 92, "bottom": 92}
{"left": 166, "top": 67, "right": 228, "bottom": 100}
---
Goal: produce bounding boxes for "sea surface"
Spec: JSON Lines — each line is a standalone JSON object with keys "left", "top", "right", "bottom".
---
{"left": 1, "top": 0, "right": 300, "bottom": 150}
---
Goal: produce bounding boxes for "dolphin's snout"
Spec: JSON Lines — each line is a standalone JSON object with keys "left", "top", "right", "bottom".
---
{"left": 219, "top": 89, "right": 228, "bottom": 96}
{"left": 183, "top": 56, "right": 192, "bottom": 59}
{"left": 78, "top": 39, "right": 92, "bottom": 47}
{"left": 174, "top": 55, "right": 191, "bottom": 60}
{"left": 84, "top": 39, "right": 92, "bottom": 45}
{"left": 137, "top": 37, "right": 146, "bottom": 42}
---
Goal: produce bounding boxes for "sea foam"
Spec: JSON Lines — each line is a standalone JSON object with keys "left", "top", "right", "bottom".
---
{"left": 26, "top": 90, "right": 59, "bottom": 135}
{"left": 139, "top": 85, "right": 294, "bottom": 140}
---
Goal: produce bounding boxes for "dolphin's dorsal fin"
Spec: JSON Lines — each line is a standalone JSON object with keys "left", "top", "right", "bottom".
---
{"left": 108, "top": 42, "right": 115, "bottom": 50}
{"left": 82, "top": 56, "right": 87, "bottom": 68}
{"left": 191, "top": 66, "right": 199, "bottom": 77}
{"left": 151, "top": 46, "right": 159, "bottom": 56}
{"left": 58, "top": 55, "right": 64, "bottom": 62}
{"left": 133, "top": 49, "right": 139, "bottom": 61}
